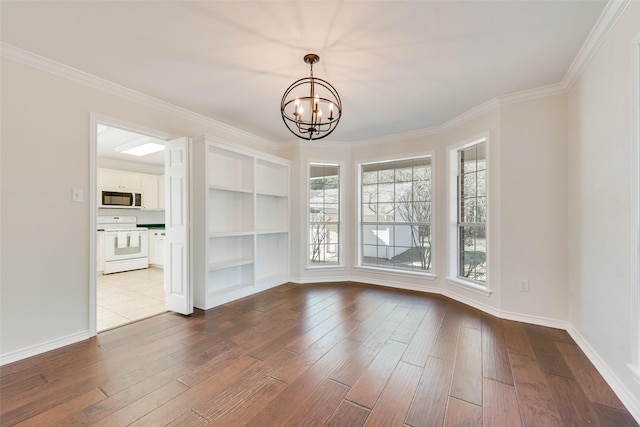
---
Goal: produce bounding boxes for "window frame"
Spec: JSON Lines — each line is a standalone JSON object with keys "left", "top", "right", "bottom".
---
{"left": 307, "top": 161, "right": 344, "bottom": 269}
{"left": 447, "top": 135, "right": 491, "bottom": 295}
{"left": 356, "top": 152, "right": 436, "bottom": 278}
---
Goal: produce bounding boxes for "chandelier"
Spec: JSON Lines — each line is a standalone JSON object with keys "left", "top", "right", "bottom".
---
{"left": 281, "top": 53, "right": 342, "bottom": 141}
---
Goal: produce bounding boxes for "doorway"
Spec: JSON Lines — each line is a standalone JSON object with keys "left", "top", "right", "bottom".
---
{"left": 91, "top": 116, "right": 170, "bottom": 332}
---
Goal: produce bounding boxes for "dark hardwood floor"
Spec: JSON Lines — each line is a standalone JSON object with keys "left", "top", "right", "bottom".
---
{"left": 1, "top": 282, "right": 637, "bottom": 426}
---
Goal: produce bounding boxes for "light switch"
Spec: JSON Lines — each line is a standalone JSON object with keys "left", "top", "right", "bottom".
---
{"left": 72, "top": 188, "right": 83, "bottom": 202}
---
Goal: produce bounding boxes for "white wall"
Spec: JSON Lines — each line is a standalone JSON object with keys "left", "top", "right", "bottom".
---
{"left": 500, "top": 94, "right": 568, "bottom": 323}
{"left": 0, "top": 57, "right": 276, "bottom": 362}
{"left": 567, "top": 0, "right": 640, "bottom": 413}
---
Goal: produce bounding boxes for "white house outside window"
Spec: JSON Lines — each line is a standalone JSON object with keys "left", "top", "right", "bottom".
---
{"left": 360, "top": 156, "right": 433, "bottom": 274}
{"left": 309, "top": 164, "right": 340, "bottom": 266}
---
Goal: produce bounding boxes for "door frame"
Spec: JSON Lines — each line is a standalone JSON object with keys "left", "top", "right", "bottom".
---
{"left": 89, "top": 113, "right": 179, "bottom": 336}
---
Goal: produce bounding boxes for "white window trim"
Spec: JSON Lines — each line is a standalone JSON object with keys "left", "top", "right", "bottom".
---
{"left": 446, "top": 134, "right": 491, "bottom": 294}
{"left": 306, "top": 161, "right": 345, "bottom": 269}
{"left": 629, "top": 34, "right": 640, "bottom": 383}
{"left": 356, "top": 151, "right": 436, "bottom": 277}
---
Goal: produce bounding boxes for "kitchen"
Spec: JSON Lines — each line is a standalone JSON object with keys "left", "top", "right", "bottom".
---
{"left": 96, "top": 124, "right": 167, "bottom": 331}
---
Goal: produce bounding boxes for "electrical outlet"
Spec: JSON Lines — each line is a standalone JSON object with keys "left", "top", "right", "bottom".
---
{"left": 519, "top": 279, "right": 529, "bottom": 292}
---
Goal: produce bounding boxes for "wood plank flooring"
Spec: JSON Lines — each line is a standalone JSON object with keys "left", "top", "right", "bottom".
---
{"left": 1, "top": 282, "right": 637, "bottom": 426}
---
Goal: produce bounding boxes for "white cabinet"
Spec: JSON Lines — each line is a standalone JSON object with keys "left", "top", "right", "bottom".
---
{"left": 141, "top": 174, "right": 159, "bottom": 210}
{"left": 98, "top": 168, "right": 142, "bottom": 189}
{"left": 158, "top": 174, "right": 165, "bottom": 211}
{"left": 97, "top": 168, "right": 164, "bottom": 211}
{"left": 149, "top": 229, "right": 165, "bottom": 267}
{"left": 192, "top": 137, "right": 290, "bottom": 310}
{"left": 96, "top": 231, "right": 105, "bottom": 274}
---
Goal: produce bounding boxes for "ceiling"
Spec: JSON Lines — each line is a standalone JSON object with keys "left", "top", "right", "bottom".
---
{"left": 1, "top": 1, "right": 607, "bottom": 144}
{"left": 96, "top": 125, "right": 167, "bottom": 168}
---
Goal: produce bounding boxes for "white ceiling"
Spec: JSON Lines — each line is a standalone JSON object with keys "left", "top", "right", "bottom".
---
{"left": 96, "top": 125, "right": 166, "bottom": 168}
{"left": 1, "top": 1, "right": 607, "bottom": 143}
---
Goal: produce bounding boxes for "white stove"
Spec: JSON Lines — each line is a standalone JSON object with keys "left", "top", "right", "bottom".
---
{"left": 98, "top": 216, "right": 148, "bottom": 274}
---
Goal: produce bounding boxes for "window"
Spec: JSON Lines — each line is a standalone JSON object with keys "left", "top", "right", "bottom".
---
{"left": 309, "top": 164, "right": 340, "bottom": 266}
{"left": 360, "top": 156, "right": 433, "bottom": 274}
{"left": 450, "top": 138, "right": 487, "bottom": 287}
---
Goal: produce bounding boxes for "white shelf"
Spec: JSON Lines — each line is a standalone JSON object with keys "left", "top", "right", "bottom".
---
{"left": 208, "top": 231, "right": 255, "bottom": 238}
{"left": 256, "top": 190, "right": 288, "bottom": 197}
{"left": 207, "top": 146, "right": 253, "bottom": 191}
{"left": 256, "top": 229, "right": 289, "bottom": 235}
{"left": 256, "top": 194, "right": 288, "bottom": 232}
{"left": 209, "top": 184, "right": 253, "bottom": 194}
{"left": 256, "top": 159, "right": 288, "bottom": 197}
{"left": 193, "top": 137, "right": 290, "bottom": 311}
{"left": 207, "top": 265, "right": 254, "bottom": 293}
{"left": 208, "top": 258, "right": 254, "bottom": 271}
{"left": 208, "top": 189, "right": 253, "bottom": 234}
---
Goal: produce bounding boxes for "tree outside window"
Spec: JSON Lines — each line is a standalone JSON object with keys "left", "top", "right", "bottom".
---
{"left": 309, "top": 164, "right": 340, "bottom": 265}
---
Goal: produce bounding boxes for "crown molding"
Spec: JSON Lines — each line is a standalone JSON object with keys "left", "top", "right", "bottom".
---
{"left": 497, "top": 82, "right": 567, "bottom": 106}
{"left": 0, "top": 42, "right": 278, "bottom": 151}
{"left": 562, "top": 0, "right": 631, "bottom": 90}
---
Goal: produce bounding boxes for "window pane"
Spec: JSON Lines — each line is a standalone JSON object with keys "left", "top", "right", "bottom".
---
{"left": 377, "top": 203, "right": 394, "bottom": 222}
{"left": 378, "top": 183, "right": 394, "bottom": 203}
{"left": 462, "top": 147, "right": 477, "bottom": 173}
{"left": 413, "top": 178, "right": 430, "bottom": 201}
{"left": 395, "top": 167, "right": 412, "bottom": 182}
{"left": 379, "top": 169, "right": 394, "bottom": 183}
{"left": 362, "top": 203, "right": 378, "bottom": 222}
{"left": 360, "top": 156, "right": 433, "bottom": 273}
{"left": 455, "top": 141, "right": 487, "bottom": 283}
{"left": 462, "top": 172, "right": 477, "bottom": 199}
{"left": 458, "top": 225, "right": 486, "bottom": 281}
{"left": 394, "top": 202, "right": 411, "bottom": 222}
{"left": 362, "top": 183, "right": 377, "bottom": 204}
{"left": 362, "top": 171, "right": 377, "bottom": 185}
{"left": 413, "top": 202, "right": 431, "bottom": 223}
{"left": 309, "top": 164, "right": 340, "bottom": 266}
{"left": 477, "top": 170, "right": 487, "bottom": 196}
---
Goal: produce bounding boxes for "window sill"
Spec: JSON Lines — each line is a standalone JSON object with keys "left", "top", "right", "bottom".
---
{"left": 306, "top": 265, "right": 345, "bottom": 271}
{"left": 447, "top": 277, "right": 492, "bottom": 296}
{"left": 355, "top": 265, "right": 437, "bottom": 281}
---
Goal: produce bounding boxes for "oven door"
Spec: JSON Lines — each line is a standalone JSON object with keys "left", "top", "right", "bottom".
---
{"left": 105, "top": 230, "right": 149, "bottom": 261}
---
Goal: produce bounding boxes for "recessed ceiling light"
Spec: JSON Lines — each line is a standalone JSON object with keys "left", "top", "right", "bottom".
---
{"left": 119, "top": 142, "right": 165, "bottom": 156}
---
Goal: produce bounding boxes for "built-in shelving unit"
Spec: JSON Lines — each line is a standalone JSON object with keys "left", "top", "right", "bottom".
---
{"left": 192, "top": 137, "right": 290, "bottom": 310}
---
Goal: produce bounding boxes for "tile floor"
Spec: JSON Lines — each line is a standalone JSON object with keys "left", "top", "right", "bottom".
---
{"left": 97, "top": 267, "right": 166, "bottom": 331}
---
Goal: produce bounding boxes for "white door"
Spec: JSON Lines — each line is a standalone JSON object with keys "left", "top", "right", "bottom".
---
{"left": 164, "top": 137, "right": 193, "bottom": 314}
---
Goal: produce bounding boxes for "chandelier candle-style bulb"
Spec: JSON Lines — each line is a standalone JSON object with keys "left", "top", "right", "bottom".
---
{"left": 281, "top": 53, "right": 342, "bottom": 141}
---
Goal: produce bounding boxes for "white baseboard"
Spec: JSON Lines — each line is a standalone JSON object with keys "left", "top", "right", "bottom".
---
{"left": 0, "top": 330, "right": 90, "bottom": 366}
{"left": 567, "top": 325, "right": 640, "bottom": 424}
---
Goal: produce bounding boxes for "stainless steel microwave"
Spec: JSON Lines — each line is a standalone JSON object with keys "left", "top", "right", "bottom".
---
{"left": 99, "top": 189, "right": 143, "bottom": 209}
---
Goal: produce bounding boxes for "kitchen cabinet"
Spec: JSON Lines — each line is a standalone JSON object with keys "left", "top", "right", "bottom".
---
{"left": 158, "top": 174, "right": 165, "bottom": 211}
{"left": 98, "top": 168, "right": 142, "bottom": 189}
{"left": 96, "top": 231, "right": 105, "bottom": 274}
{"left": 97, "top": 168, "right": 164, "bottom": 211}
{"left": 149, "top": 229, "right": 165, "bottom": 267}
{"left": 141, "top": 174, "right": 159, "bottom": 210}
{"left": 192, "top": 136, "right": 290, "bottom": 310}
